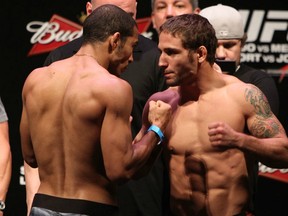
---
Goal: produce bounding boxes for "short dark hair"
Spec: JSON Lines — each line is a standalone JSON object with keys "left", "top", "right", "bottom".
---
{"left": 82, "top": 4, "right": 137, "bottom": 45}
{"left": 159, "top": 14, "right": 217, "bottom": 64}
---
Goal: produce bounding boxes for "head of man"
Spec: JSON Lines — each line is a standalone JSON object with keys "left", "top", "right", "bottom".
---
{"left": 86, "top": 0, "right": 137, "bottom": 19}
{"left": 200, "top": 4, "right": 247, "bottom": 67}
{"left": 158, "top": 14, "right": 217, "bottom": 86}
{"left": 151, "top": 0, "right": 200, "bottom": 34}
{"left": 82, "top": 4, "right": 138, "bottom": 76}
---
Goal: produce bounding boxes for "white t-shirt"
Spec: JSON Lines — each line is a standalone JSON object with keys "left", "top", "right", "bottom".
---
{"left": 0, "top": 98, "right": 8, "bottom": 122}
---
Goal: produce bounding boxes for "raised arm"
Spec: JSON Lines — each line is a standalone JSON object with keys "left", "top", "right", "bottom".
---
{"left": 208, "top": 84, "right": 288, "bottom": 168}
{"left": 100, "top": 81, "right": 171, "bottom": 183}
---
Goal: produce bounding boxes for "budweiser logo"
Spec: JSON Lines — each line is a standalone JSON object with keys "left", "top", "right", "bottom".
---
{"left": 259, "top": 162, "right": 288, "bottom": 183}
{"left": 27, "top": 14, "right": 83, "bottom": 56}
{"left": 27, "top": 14, "right": 152, "bottom": 57}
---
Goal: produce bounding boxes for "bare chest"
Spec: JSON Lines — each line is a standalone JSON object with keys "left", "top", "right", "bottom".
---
{"left": 165, "top": 96, "right": 244, "bottom": 155}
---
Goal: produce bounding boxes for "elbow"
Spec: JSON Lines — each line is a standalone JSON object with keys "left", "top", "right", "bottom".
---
{"left": 106, "top": 168, "right": 134, "bottom": 184}
{"left": 24, "top": 157, "right": 38, "bottom": 169}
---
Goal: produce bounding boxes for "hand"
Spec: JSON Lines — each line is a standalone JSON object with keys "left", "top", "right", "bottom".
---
{"left": 208, "top": 122, "right": 239, "bottom": 148}
{"left": 148, "top": 100, "right": 171, "bottom": 131}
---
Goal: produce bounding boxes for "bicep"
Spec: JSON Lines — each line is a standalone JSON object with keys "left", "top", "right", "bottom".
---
{"left": 245, "top": 85, "right": 286, "bottom": 138}
{"left": 100, "top": 84, "right": 133, "bottom": 172}
{"left": 20, "top": 103, "right": 36, "bottom": 167}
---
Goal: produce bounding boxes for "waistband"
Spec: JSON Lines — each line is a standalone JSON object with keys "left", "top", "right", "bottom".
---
{"left": 32, "top": 193, "right": 118, "bottom": 215}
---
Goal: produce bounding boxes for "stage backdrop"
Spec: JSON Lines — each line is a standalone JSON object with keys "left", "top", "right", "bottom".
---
{"left": 1, "top": 0, "right": 287, "bottom": 215}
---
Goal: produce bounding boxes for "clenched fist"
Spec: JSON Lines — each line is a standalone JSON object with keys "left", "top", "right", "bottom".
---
{"left": 148, "top": 100, "right": 172, "bottom": 132}
{"left": 208, "top": 122, "right": 240, "bottom": 148}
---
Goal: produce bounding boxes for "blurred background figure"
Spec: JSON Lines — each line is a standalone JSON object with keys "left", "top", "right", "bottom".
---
{"left": 0, "top": 97, "right": 11, "bottom": 216}
{"left": 150, "top": 0, "right": 200, "bottom": 41}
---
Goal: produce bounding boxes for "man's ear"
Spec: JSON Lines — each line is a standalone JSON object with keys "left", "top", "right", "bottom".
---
{"left": 86, "top": 2, "right": 93, "bottom": 15}
{"left": 197, "top": 46, "right": 207, "bottom": 63}
{"left": 109, "top": 32, "right": 121, "bottom": 51}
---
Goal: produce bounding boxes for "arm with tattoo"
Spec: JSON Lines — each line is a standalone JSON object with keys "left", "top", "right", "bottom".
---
{"left": 241, "top": 85, "right": 288, "bottom": 167}
{"left": 208, "top": 85, "right": 288, "bottom": 168}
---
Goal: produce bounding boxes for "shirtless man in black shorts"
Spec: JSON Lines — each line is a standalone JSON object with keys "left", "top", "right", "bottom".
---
{"left": 20, "top": 5, "right": 171, "bottom": 215}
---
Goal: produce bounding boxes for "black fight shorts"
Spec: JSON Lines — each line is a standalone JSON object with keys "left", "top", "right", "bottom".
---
{"left": 30, "top": 193, "right": 119, "bottom": 216}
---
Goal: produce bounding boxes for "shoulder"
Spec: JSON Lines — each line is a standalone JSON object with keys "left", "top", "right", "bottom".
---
{"left": 22, "top": 67, "right": 47, "bottom": 95}
{"left": 149, "top": 87, "right": 179, "bottom": 103}
{"left": 226, "top": 80, "right": 267, "bottom": 109}
{"left": 100, "top": 75, "right": 133, "bottom": 103}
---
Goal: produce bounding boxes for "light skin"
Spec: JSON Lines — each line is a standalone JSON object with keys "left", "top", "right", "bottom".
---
{"left": 23, "top": 3, "right": 172, "bottom": 215}
{"left": 87, "top": 0, "right": 137, "bottom": 19}
{"left": 216, "top": 39, "right": 243, "bottom": 67}
{"left": 0, "top": 120, "right": 11, "bottom": 216}
{"left": 151, "top": 0, "right": 200, "bottom": 33}
{"left": 135, "top": 19, "right": 288, "bottom": 216}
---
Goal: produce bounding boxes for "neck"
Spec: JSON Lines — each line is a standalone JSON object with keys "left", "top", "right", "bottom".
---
{"left": 178, "top": 84, "right": 200, "bottom": 104}
{"left": 76, "top": 44, "right": 109, "bottom": 69}
{"left": 75, "top": 53, "right": 97, "bottom": 61}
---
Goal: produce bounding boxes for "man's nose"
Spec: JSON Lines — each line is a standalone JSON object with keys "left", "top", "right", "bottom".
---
{"left": 216, "top": 46, "right": 227, "bottom": 60}
{"left": 128, "top": 54, "right": 134, "bottom": 63}
{"left": 166, "top": 5, "right": 175, "bottom": 18}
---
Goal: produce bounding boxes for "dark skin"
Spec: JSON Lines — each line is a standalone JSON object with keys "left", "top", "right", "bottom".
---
{"left": 20, "top": 29, "right": 171, "bottom": 210}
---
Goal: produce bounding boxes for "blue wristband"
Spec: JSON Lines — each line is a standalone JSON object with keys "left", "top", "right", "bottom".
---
{"left": 147, "top": 125, "right": 164, "bottom": 145}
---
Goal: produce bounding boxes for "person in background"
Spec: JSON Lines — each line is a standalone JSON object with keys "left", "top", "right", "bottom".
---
{"left": 21, "top": 4, "right": 171, "bottom": 215}
{"left": 150, "top": 0, "right": 200, "bottom": 41}
{"left": 137, "top": 13, "right": 288, "bottom": 216}
{"left": 199, "top": 4, "right": 279, "bottom": 115}
{"left": 24, "top": 0, "right": 168, "bottom": 216}
{"left": 0, "top": 98, "right": 11, "bottom": 216}
{"left": 200, "top": 5, "right": 280, "bottom": 215}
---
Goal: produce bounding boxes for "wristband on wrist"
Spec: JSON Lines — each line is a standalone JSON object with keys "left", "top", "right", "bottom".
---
{"left": 147, "top": 125, "right": 164, "bottom": 145}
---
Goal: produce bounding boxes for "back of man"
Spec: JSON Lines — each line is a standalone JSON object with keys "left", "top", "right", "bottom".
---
{"left": 42, "top": 1, "right": 168, "bottom": 216}
{"left": 21, "top": 5, "right": 151, "bottom": 215}
{"left": 22, "top": 56, "right": 125, "bottom": 203}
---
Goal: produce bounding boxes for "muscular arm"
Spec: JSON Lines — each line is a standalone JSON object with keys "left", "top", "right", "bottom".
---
{"left": 20, "top": 85, "right": 37, "bottom": 168}
{"left": 0, "top": 121, "right": 11, "bottom": 206}
{"left": 208, "top": 85, "right": 288, "bottom": 168}
{"left": 101, "top": 81, "right": 171, "bottom": 183}
{"left": 241, "top": 85, "right": 288, "bottom": 167}
{"left": 20, "top": 76, "right": 39, "bottom": 215}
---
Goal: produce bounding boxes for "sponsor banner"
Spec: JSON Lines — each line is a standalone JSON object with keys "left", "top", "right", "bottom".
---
{"left": 259, "top": 163, "right": 288, "bottom": 183}
{"left": 27, "top": 15, "right": 152, "bottom": 56}
{"left": 239, "top": 9, "right": 288, "bottom": 77}
{"left": 27, "top": 14, "right": 83, "bottom": 56}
